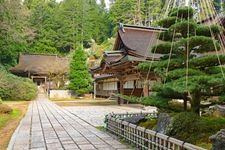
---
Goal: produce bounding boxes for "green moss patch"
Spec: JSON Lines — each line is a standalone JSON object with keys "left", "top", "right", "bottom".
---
{"left": 138, "top": 118, "right": 157, "bottom": 129}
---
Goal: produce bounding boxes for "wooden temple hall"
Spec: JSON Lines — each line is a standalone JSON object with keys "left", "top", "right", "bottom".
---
{"left": 91, "top": 24, "right": 167, "bottom": 103}
{"left": 10, "top": 54, "right": 69, "bottom": 92}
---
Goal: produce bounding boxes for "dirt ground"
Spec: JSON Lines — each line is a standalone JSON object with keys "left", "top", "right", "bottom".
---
{"left": 0, "top": 101, "right": 29, "bottom": 150}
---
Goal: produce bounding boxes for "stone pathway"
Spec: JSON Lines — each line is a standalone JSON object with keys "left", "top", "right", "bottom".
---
{"left": 65, "top": 105, "right": 157, "bottom": 126}
{"left": 7, "top": 95, "right": 130, "bottom": 150}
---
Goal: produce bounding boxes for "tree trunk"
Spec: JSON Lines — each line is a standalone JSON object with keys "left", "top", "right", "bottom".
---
{"left": 143, "top": 80, "right": 149, "bottom": 97}
{"left": 183, "top": 98, "right": 187, "bottom": 111}
{"left": 183, "top": 92, "right": 189, "bottom": 111}
{"left": 190, "top": 92, "right": 201, "bottom": 115}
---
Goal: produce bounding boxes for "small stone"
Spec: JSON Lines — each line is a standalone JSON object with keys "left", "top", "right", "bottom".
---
{"left": 209, "top": 105, "right": 225, "bottom": 117}
{"left": 123, "top": 114, "right": 147, "bottom": 124}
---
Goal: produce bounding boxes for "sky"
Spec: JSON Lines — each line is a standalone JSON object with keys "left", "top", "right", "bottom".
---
{"left": 56, "top": 0, "right": 111, "bottom": 9}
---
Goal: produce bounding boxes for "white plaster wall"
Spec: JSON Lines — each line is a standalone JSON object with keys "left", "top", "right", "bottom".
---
{"left": 49, "top": 90, "right": 75, "bottom": 99}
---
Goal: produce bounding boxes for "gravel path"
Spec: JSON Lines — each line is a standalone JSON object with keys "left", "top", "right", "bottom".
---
{"left": 64, "top": 105, "right": 157, "bottom": 126}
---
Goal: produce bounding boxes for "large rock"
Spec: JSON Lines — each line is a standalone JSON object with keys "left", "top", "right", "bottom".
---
{"left": 123, "top": 114, "right": 147, "bottom": 125}
{"left": 209, "top": 105, "right": 225, "bottom": 117}
{"left": 155, "top": 113, "right": 172, "bottom": 134}
{"left": 210, "top": 129, "right": 225, "bottom": 150}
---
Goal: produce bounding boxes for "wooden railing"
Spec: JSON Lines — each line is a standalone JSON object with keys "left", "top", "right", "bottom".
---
{"left": 105, "top": 113, "right": 206, "bottom": 150}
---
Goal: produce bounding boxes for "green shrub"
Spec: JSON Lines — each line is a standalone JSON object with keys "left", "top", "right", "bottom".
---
{"left": 0, "top": 98, "right": 2, "bottom": 104}
{"left": 167, "top": 112, "right": 201, "bottom": 143}
{"left": 167, "top": 112, "right": 225, "bottom": 144}
{"left": 0, "top": 66, "right": 37, "bottom": 100}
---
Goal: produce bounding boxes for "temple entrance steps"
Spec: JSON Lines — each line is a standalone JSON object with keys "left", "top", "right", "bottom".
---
{"left": 108, "top": 93, "right": 118, "bottom": 100}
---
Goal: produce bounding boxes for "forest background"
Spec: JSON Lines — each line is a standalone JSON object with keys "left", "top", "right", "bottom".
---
{"left": 0, "top": 0, "right": 223, "bottom": 69}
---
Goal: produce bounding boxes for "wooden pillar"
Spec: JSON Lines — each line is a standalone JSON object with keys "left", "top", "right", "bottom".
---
{"left": 120, "top": 80, "right": 124, "bottom": 104}
{"left": 48, "top": 78, "right": 50, "bottom": 96}
{"left": 117, "top": 80, "right": 125, "bottom": 105}
{"left": 44, "top": 77, "right": 47, "bottom": 94}
{"left": 143, "top": 80, "right": 149, "bottom": 97}
{"left": 28, "top": 72, "right": 31, "bottom": 78}
{"left": 93, "top": 82, "right": 96, "bottom": 100}
{"left": 44, "top": 77, "right": 47, "bottom": 85}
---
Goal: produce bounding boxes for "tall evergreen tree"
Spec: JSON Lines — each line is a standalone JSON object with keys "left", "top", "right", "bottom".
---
{"left": 69, "top": 48, "right": 92, "bottom": 96}
{"left": 23, "top": 0, "right": 111, "bottom": 54}
{"left": 109, "top": 0, "right": 162, "bottom": 28}
{"left": 0, "top": 0, "right": 30, "bottom": 68}
{"left": 25, "top": 0, "right": 59, "bottom": 54}
{"left": 56, "top": 0, "right": 111, "bottom": 51}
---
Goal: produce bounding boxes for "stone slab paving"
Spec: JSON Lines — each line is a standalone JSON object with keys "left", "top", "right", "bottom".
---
{"left": 7, "top": 94, "right": 131, "bottom": 150}
{"left": 64, "top": 105, "right": 157, "bottom": 126}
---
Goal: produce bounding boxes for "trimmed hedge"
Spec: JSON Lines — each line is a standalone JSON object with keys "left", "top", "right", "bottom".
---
{"left": 0, "top": 66, "right": 37, "bottom": 100}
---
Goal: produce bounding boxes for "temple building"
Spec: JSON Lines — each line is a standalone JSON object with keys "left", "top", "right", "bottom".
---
{"left": 91, "top": 24, "right": 167, "bottom": 103}
{"left": 10, "top": 53, "right": 69, "bottom": 92}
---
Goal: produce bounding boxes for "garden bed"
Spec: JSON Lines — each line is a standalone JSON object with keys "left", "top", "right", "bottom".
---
{"left": 105, "top": 112, "right": 205, "bottom": 150}
{"left": 137, "top": 112, "right": 225, "bottom": 149}
{"left": 0, "top": 101, "right": 29, "bottom": 149}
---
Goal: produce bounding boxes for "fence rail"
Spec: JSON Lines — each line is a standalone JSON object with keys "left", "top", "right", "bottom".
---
{"left": 106, "top": 112, "right": 158, "bottom": 120}
{"left": 105, "top": 113, "right": 206, "bottom": 150}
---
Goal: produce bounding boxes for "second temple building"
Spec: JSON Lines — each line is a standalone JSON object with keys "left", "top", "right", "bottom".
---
{"left": 91, "top": 24, "right": 167, "bottom": 103}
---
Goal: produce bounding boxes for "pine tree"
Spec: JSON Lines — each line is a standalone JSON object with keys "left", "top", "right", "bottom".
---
{"left": 69, "top": 48, "right": 92, "bottom": 96}
{"left": 139, "top": 7, "right": 224, "bottom": 115}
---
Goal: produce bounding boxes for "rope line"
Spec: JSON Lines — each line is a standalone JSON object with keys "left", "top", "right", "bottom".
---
{"left": 186, "top": 2, "right": 190, "bottom": 90}
{"left": 204, "top": 0, "right": 225, "bottom": 79}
